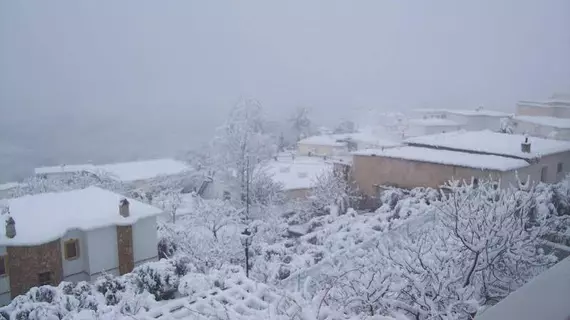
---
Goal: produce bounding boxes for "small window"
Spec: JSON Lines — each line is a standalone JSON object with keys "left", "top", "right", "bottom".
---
{"left": 541, "top": 166, "right": 548, "bottom": 183}
{"left": 557, "top": 162, "right": 563, "bottom": 174}
{"left": 223, "top": 191, "right": 231, "bottom": 201}
{"left": 0, "top": 256, "right": 6, "bottom": 276}
{"left": 38, "top": 272, "right": 52, "bottom": 286}
{"left": 64, "top": 239, "right": 80, "bottom": 260}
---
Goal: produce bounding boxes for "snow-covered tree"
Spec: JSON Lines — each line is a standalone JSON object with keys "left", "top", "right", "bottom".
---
{"left": 289, "top": 106, "right": 314, "bottom": 141}
{"left": 309, "top": 170, "right": 357, "bottom": 217}
{"left": 499, "top": 117, "right": 514, "bottom": 134}
{"left": 211, "top": 98, "right": 276, "bottom": 215}
{"left": 333, "top": 120, "right": 356, "bottom": 134}
{"left": 155, "top": 191, "right": 182, "bottom": 223}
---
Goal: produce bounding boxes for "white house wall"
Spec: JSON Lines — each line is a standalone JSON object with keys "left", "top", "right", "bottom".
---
{"left": 61, "top": 229, "right": 90, "bottom": 282}
{"left": 446, "top": 114, "right": 502, "bottom": 131}
{"left": 132, "top": 216, "right": 158, "bottom": 266}
{"left": 500, "top": 152, "right": 570, "bottom": 186}
{"left": 86, "top": 226, "right": 119, "bottom": 279}
{"left": 0, "top": 246, "right": 9, "bottom": 306}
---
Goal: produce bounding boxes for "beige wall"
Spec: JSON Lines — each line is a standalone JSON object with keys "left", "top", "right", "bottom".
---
{"left": 517, "top": 104, "right": 555, "bottom": 117}
{"left": 352, "top": 155, "right": 503, "bottom": 197}
{"left": 353, "top": 151, "right": 570, "bottom": 199}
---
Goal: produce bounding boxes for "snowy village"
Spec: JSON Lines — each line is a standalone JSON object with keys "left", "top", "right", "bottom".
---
{"left": 0, "top": 93, "right": 569, "bottom": 320}
{"left": 2, "top": 2, "right": 570, "bottom": 320}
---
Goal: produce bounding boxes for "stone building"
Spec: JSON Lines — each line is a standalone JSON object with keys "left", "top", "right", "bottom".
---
{"left": 0, "top": 187, "right": 162, "bottom": 305}
{"left": 351, "top": 130, "right": 570, "bottom": 208}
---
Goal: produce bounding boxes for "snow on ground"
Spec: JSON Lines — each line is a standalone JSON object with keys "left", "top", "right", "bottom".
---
{"left": 514, "top": 115, "right": 570, "bottom": 129}
{"left": 353, "top": 146, "right": 529, "bottom": 171}
{"left": 405, "top": 130, "right": 570, "bottom": 159}
{"left": 0, "top": 186, "right": 162, "bottom": 245}
{"left": 97, "top": 158, "right": 190, "bottom": 182}
{"left": 263, "top": 156, "right": 333, "bottom": 190}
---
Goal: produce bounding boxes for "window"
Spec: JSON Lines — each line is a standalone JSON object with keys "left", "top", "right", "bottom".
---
{"left": 0, "top": 256, "right": 6, "bottom": 276}
{"left": 558, "top": 162, "right": 563, "bottom": 174}
{"left": 541, "top": 166, "right": 548, "bottom": 183}
{"left": 64, "top": 239, "right": 79, "bottom": 260}
{"left": 38, "top": 272, "right": 52, "bottom": 286}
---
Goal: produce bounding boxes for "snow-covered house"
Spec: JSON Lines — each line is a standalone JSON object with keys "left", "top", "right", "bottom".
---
{"left": 96, "top": 158, "right": 190, "bottom": 187}
{"left": 0, "top": 187, "right": 162, "bottom": 305}
{"left": 516, "top": 93, "right": 570, "bottom": 118}
{"left": 263, "top": 156, "right": 333, "bottom": 199}
{"left": 405, "top": 118, "right": 464, "bottom": 137}
{"left": 351, "top": 131, "right": 570, "bottom": 206}
{"left": 511, "top": 116, "right": 570, "bottom": 141}
{"left": 414, "top": 108, "right": 512, "bottom": 131}
{"left": 297, "top": 133, "right": 399, "bottom": 157}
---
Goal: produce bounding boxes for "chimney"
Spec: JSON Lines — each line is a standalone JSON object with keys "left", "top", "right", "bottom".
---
{"left": 521, "top": 136, "right": 531, "bottom": 153}
{"left": 119, "top": 198, "right": 130, "bottom": 217}
{"left": 5, "top": 216, "right": 16, "bottom": 239}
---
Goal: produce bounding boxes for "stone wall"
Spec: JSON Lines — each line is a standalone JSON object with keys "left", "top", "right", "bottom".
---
{"left": 7, "top": 240, "right": 63, "bottom": 298}
{"left": 116, "top": 225, "right": 134, "bottom": 275}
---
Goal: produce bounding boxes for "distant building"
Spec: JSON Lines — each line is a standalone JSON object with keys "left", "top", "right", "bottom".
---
{"left": 516, "top": 93, "right": 570, "bottom": 118}
{"left": 414, "top": 108, "right": 512, "bottom": 132}
{"left": 351, "top": 131, "right": 570, "bottom": 208}
{"left": 0, "top": 183, "right": 23, "bottom": 200}
{"left": 405, "top": 118, "right": 464, "bottom": 137}
{"left": 0, "top": 187, "right": 162, "bottom": 305}
{"left": 297, "top": 133, "right": 400, "bottom": 157}
{"left": 512, "top": 116, "right": 570, "bottom": 141}
{"left": 34, "top": 159, "right": 190, "bottom": 187}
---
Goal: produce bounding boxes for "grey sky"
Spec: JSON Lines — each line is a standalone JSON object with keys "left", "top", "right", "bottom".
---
{"left": 1, "top": 0, "right": 569, "bottom": 181}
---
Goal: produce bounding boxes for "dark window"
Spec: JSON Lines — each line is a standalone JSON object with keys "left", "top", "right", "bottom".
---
{"left": 64, "top": 239, "right": 79, "bottom": 260}
{"left": 558, "top": 162, "right": 563, "bottom": 173}
{"left": 0, "top": 256, "right": 6, "bottom": 276}
{"left": 38, "top": 272, "right": 52, "bottom": 286}
{"left": 541, "top": 167, "right": 548, "bottom": 182}
{"left": 223, "top": 191, "right": 231, "bottom": 201}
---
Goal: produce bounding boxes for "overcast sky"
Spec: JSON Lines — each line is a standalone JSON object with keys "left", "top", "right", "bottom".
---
{"left": 1, "top": 0, "right": 569, "bottom": 180}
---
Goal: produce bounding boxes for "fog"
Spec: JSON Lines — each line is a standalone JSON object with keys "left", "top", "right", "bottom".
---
{"left": 1, "top": 0, "right": 569, "bottom": 181}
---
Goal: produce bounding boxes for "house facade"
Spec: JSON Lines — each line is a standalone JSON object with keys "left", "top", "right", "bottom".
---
{"left": 414, "top": 108, "right": 511, "bottom": 132}
{"left": 511, "top": 116, "right": 570, "bottom": 141}
{"left": 405, "top": 118, "right": 464, "bottom": 137}
{"left": 351, "top": 131, "right": 570, "bottom": 208}
{"left": 0, "top": 187, "right": 162, "bottom": 305}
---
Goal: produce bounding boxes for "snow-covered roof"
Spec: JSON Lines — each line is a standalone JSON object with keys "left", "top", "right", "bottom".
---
{"left": 0, "top": 187, "right": 162, "bottom": 246}
{"left": 353, "top": 146, "right": 529, "bottom": 171}
{"left": 34, "top": 164, "right": 97, "bottom": 175}
{"left": 0, "top": 182, "right": 21, "bottom": 191}
{"left": 298, "top": 135, "right": 346, "bottom": 147}
{"left": 514, "top": 115, "right": 570, "bottom": 129}
{"left": 477, "top": 256, "right": 570, "bottom": 320}
{"left": 298, "top": 132, "right": 400, "bottom": 148}
{"left": 95, "top": 159, "right": 190, "bottom": 182}
{"left": 263, "top": 157, "right": 333, "bottom": 190}
{"left": 404, "top": 130, "right": 570, "bottom": 159}
{"left": 408, "top": 118, "right": 462, "bottom": 127}
{"left": 415, "top": 108, "right": 511, "bottom": 117}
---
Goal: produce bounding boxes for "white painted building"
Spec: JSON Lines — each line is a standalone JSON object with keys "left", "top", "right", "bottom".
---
{"left": 0, "top": 187, "right": 162, "bottom": 305}
{"left": 414, "top": 108, "right": 512, "bottom": 132}
{"left": 0, "top": 183, "right": 22, "bottom": 200}
{"left": 405, "top": 118, "right": 464, "bottom": 137}
{"left": 297, "top": 132, "right": 400, "bottom": 157}
{"left": 512, "top": 115, "right": 570, "bottom": 141}
{"left": 517, "top": 93, "right": 570, "bottom": 118}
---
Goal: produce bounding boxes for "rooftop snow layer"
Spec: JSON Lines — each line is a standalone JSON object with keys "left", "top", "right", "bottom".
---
{"left": 514, "top": 116, "right": 570, "bottom": 129}
{"left": 95, "top": 159, "right": 189, "bottom": 182}
{"left": 34, "top": 164, "right": 97, "bottom": 175}
{"left": 263, "top": 157, "right": 333, "bottom": 190}
{"left": 408, "top": 118, "right": 462, "bottom": 126}
{"left": 404, "top": 130, "right": 570, "bottom": 159}
{"left": 298, "top": 132, "right": 400, "bottom": 148}
{"left": 415, "top": 108, "right": 511, "bottom": 117}
{"left": 0, "top": 187, "right": 162, "bottom": 245}
{"left": 353, "top": 146, "right": 529, "bottom": 171}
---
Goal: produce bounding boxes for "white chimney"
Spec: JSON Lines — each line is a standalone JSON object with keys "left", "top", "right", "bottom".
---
{"left": 119, "top": 198, "right": 130, "bottom": 217}
{"left": 521, "top": 136, "right": 531, "bottom": 153}
{"left": 5, "top": 216, "right": 16, "bottom": 239}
